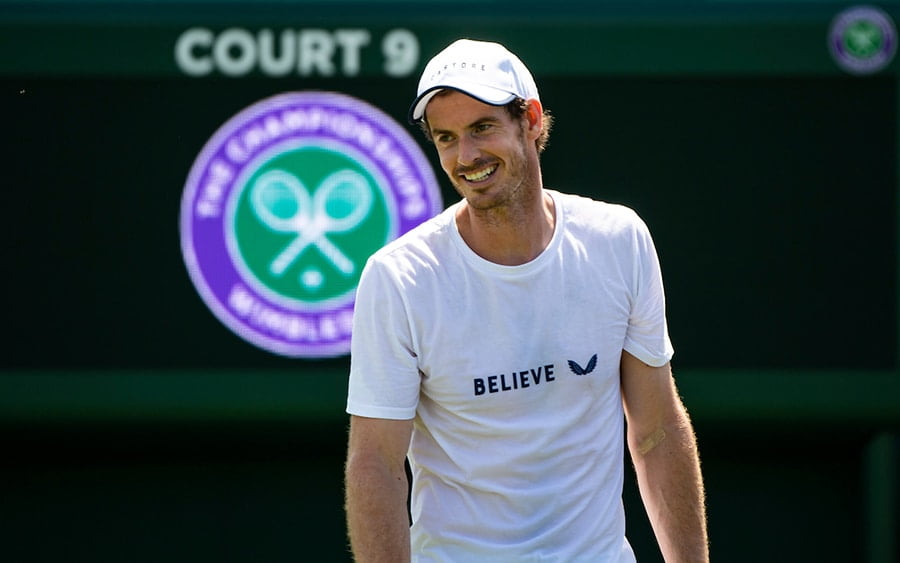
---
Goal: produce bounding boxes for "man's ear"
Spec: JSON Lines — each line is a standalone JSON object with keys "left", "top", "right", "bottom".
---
{"left": 525, "top": 99, "right": 543, "bottom": 137}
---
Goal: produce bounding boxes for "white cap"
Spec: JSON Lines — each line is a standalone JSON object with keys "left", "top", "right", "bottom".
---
{"left": 408, "top": 39, "right": 540, "bottom": 123}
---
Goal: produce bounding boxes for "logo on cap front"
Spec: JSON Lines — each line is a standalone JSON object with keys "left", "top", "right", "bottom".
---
{"left": 180, "top": 91, "right": 441, "bottom": 357}
{"left": 829, "top": 6, "right": 897, "bottom": 74}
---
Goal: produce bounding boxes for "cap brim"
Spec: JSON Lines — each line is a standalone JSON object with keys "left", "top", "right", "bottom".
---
{"left": 408, "top": 84, "right": 517, "bottom": 123}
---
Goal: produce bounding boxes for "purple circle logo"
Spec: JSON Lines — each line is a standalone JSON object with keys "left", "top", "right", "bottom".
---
{"left": 180, "top": 92, "right": 442, "bottom": 358}
{"left": 829, "top": 6, "right": 897, "bottom": 75}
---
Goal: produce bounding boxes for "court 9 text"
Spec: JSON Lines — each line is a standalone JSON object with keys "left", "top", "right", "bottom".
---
{"left": 175, "top": 28, "right": 419, "bottom": 78}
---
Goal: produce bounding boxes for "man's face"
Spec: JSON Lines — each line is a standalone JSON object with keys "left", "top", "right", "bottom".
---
{"left": 424, "top": 91, "right": 538, "bottom": 211}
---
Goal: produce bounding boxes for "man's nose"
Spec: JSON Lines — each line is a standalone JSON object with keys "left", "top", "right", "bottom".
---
{"left": 456, "top": 134, "right": 481, "bottom": 165}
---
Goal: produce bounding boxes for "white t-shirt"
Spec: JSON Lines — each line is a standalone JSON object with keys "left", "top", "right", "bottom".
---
{"left": 347, "top": 190, "right": 673, "bottom": 562}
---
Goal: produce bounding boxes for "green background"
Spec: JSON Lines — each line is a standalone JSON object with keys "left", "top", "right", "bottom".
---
{"left": 2, "top": 1, "right": 899, "bottom": 561}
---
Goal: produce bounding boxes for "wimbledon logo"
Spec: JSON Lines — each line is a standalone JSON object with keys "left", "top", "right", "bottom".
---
{"left": 180, "top": 91, "right": 442, "bottom": 358}
{"left": 828, "top": 5, "right": 897, "bottom": 75}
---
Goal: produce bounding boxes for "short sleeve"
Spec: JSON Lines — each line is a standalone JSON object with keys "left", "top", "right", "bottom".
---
{"left": 622, "top": 217, "right": 675, "bottom": 367}
{"left": 346, "top": 256, "right": 421, "bottom": 420}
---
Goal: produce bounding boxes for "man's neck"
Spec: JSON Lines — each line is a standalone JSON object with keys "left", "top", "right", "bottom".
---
{"left": 456, "top": 189, "right": 556, "bottom": 266}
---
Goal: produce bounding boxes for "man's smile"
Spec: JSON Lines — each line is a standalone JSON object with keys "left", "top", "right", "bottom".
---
{"left": 458, "top": 163, "right": 498, "bottom": 183}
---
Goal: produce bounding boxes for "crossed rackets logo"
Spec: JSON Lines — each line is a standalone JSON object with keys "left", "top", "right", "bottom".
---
{"left": 250, "top": 168, "right": 374, "bottom": 286}
{"left": 229, "top": 142, "right": 392, "bottom": 305}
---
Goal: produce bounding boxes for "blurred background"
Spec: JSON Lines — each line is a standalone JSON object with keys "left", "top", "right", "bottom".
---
{"left": 2, "top": 0, "right": 899, "bottom": 561}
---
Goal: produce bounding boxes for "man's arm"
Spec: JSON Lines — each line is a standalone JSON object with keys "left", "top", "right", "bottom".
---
{"left": 620, "top": 350, "right": 709, "bottom": 562}
{"left": 345, "top": 415, "right": 414, "bottom": 562}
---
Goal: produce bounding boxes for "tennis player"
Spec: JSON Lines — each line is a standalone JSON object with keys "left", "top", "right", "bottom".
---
{"left": 345, "top": 38, "right": 708, "bottom": 562}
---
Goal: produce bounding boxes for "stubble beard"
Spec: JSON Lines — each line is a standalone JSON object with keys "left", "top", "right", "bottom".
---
{"left": 451, "top": 133, "right": 537, "bottom": 222}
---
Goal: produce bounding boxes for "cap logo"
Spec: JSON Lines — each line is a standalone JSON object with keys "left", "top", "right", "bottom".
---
{"left": 180, "top": 91, "right": 442, "bottom": 358}
{"left": 428, "top": 61, "right": 487, "bottom": 82}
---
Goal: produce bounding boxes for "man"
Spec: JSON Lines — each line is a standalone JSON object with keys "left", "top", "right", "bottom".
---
{"left": 345, "top": 38, "right": 708, "bottom": 562}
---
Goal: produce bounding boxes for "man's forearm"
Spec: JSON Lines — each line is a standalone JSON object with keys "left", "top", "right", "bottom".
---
{"left": 345, "top": 458, "right": 411, "bottom": 562}
{"left": 631, "top": 411, "right": 709, "bottom": 562}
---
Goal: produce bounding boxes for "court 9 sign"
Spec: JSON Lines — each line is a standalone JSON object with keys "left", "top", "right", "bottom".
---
{"left": 175, "top": 28, "right": 420, "bottom": 77}
{"left": 180, "top": 92, "right": 442, "bottom": 358}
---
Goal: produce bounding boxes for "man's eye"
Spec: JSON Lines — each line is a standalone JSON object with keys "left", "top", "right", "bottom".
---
{"left": 475, "top": 123, "right": 492, "bottom": 133}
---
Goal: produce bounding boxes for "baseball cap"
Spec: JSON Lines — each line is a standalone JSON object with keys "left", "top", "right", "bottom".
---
{"left": 408, "top": 39, "right": 540, "bottom": 123}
